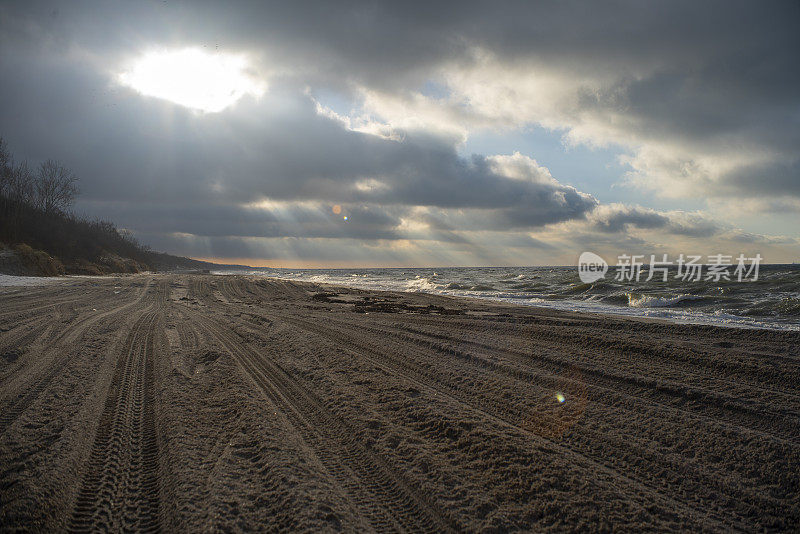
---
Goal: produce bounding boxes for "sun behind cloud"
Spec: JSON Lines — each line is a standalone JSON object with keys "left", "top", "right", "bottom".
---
{"left": 118, "top": 48, "right": 265, "bottom": 112}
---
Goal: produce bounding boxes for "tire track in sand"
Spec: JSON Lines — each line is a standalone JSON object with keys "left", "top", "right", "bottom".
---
{"left": 67, "top": 310, "right": 162, "bottom": 533}
{"left": 395, "top": 315, "right": 800, "bottom": 406}
{"left": 187, "top": 309, "right": 458, "bottom": 534}
{"left": 285, "top": 312, "right": 800, "bottom": 444}
{"left": 268, "top": 312, "right": 751, "bottom": 532}
{"left": 216, "top": 278, "right": 757, "bottom": 528}
{"left": 183, "top": 277, "right": 787, "bottom": 529}
{"left": 0, "top": 282, "right": 144, "bottom": 378}
{"left": 0, "top": 280, "right": 153, "bottom": 434}
{"left": 0, "top": 290, "right": 90, "bottom": 323}
{"left": 0, "top": 313, "right": 55, "bottom": 357}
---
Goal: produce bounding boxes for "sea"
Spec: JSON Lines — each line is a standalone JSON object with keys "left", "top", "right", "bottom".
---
{"left": 216, "top": 265, "right": 800, "bottom": 331}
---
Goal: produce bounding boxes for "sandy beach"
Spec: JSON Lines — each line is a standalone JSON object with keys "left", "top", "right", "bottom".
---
{"left": 0, "top": 273, "right": 798, "bottom": 531}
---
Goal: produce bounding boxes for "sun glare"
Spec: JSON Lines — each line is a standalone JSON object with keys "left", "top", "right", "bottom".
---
{"left": 118, "top": 48, "right": 265, "bottom": 112}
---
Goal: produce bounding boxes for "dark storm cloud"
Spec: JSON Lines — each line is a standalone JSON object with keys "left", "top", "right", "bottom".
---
{"left": 667, "top": 218, "right": 720, "bottom": 239}
{"left": 0, "top": 57, "right": 598, "bottom": 237}
{"left": 588, "top": 205, "right": 722, "bottom": 238}
{"left": 78, "top": 200, "right": 405, "bottom": 241}
{"left": 590, "top": 206, "right": 670, "bottom": 234}
{"left": 135, "top": 232, "right": 415, "bottom": 265}
{"left": 1, "top": 0, "right": 797, "bottom": 260}
{"left": 14, "top": 1, "right": 792, "bottom": 93}
{"left": 723, "top": 160, "right": 800, "bottom": 197}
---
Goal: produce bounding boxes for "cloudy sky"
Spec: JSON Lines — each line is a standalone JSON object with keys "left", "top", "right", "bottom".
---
{"left": 1, "top": 1, "right": 798, "bottom": 266}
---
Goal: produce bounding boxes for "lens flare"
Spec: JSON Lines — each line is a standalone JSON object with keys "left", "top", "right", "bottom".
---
{"left": 555, "top": 392, "right": 566, "bottom": 403}
{"left": 332, "top": 205, "right": 342, "bottom": 214}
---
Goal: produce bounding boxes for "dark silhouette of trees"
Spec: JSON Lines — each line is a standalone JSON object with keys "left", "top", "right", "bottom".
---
{"left": 1, "top": 139, "right": 36, "bottom": 242}
{"left": 1, "top": 136, "right": 224, "bottom": 274}
{"left": 0, "top": 137, "right": 153, "bottom": 271}
{"left": 1, "top": 141, "right": 79, "bottom": 215}
{"left": 35, "top": 159, "right": 79, "bottom": 214}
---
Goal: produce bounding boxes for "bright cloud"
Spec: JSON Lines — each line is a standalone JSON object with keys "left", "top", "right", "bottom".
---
{"left": 118, "top": 48, "right": 266, "bottom": 112}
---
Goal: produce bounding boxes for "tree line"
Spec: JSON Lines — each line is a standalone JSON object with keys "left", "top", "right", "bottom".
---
{"left": 0, "top": 137, "right": 152, "bottom": 270}
{"left": 0, "top": 141, "right": 79, "bottom": 217}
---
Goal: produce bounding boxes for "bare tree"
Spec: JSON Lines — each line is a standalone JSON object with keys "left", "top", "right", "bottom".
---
{"left": 0, "top": 139, "right": 36, "bottom": 240}
{"left": 35, "top": 159, "right": 79, "bottom": 213}
{"left": 9, "top": 161, "right": 35, "bottom": 204}
{"left": 0, "top": 149, "right": 35, "bottom": 209}
{"left": 0, "top": 138, "right": 8, "bottom": 167}
{"left": 0, "top": 137, "right": 12, "bottom": 198}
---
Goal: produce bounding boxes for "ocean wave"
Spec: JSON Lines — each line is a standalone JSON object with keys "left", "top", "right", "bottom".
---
{"left": 445, "top": 282, "right": 495, "bottom": 291}
{"left": 601, "top": 293, "right": 630, "bottom": 306}
{"left": 470, "top": 284, "right": 495, "bottom": 291}
{"left": 508, "top": 282, "right": 547, "bottom": 290}
{"left": 779, "top": 297, "right": 800, "bottom": 315}
{"left": 742, "top": 297, "right": 800, "bottom": 317}
{"left": 626, "top": 293, "right": 704, "bottom": 308}
{"left": 562, "top": 282, "right": 593, "bottom": 294}
{"left": 561, "top": 281, "right": 617, "bottom": 295}
{"left": 446, "top": 282, "right": 469, "bottom": 290}
{"left": 405, "top": 277, "right": 437, "bottom": 292}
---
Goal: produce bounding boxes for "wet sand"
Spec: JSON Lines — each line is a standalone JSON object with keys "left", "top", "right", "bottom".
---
{"left": 0, "top": 274, "right": 798, "bottom": 531}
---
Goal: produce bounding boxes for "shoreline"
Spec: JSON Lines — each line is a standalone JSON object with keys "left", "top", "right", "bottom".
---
{"left": 4, "top": 268, "right": 798, "bottom": 332}
{"left": 1, "top": 269, "right": 797, "bottom": 335}
{"left": 222, "top": 271, "right": 800, "bottom": 333}
{"left": 286, "top": 275, "right": 800, "bottom": 339}
{"left": 2, "top": 269, "right": 797, "bottom": 335}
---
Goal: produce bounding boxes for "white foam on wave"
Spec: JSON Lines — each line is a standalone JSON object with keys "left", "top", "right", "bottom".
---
{"left": 626, "top": 293, "right": 702, "bottom": 308}
{"left": 404, "top": 276, "right": 438, "bottom": 292}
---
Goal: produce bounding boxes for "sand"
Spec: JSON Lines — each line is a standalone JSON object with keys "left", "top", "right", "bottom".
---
{"left": 0, "top": 274, "right": 70, "bottom": 287}
{"left": 0, "top": 273, "right": 798, "bottom": 532}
